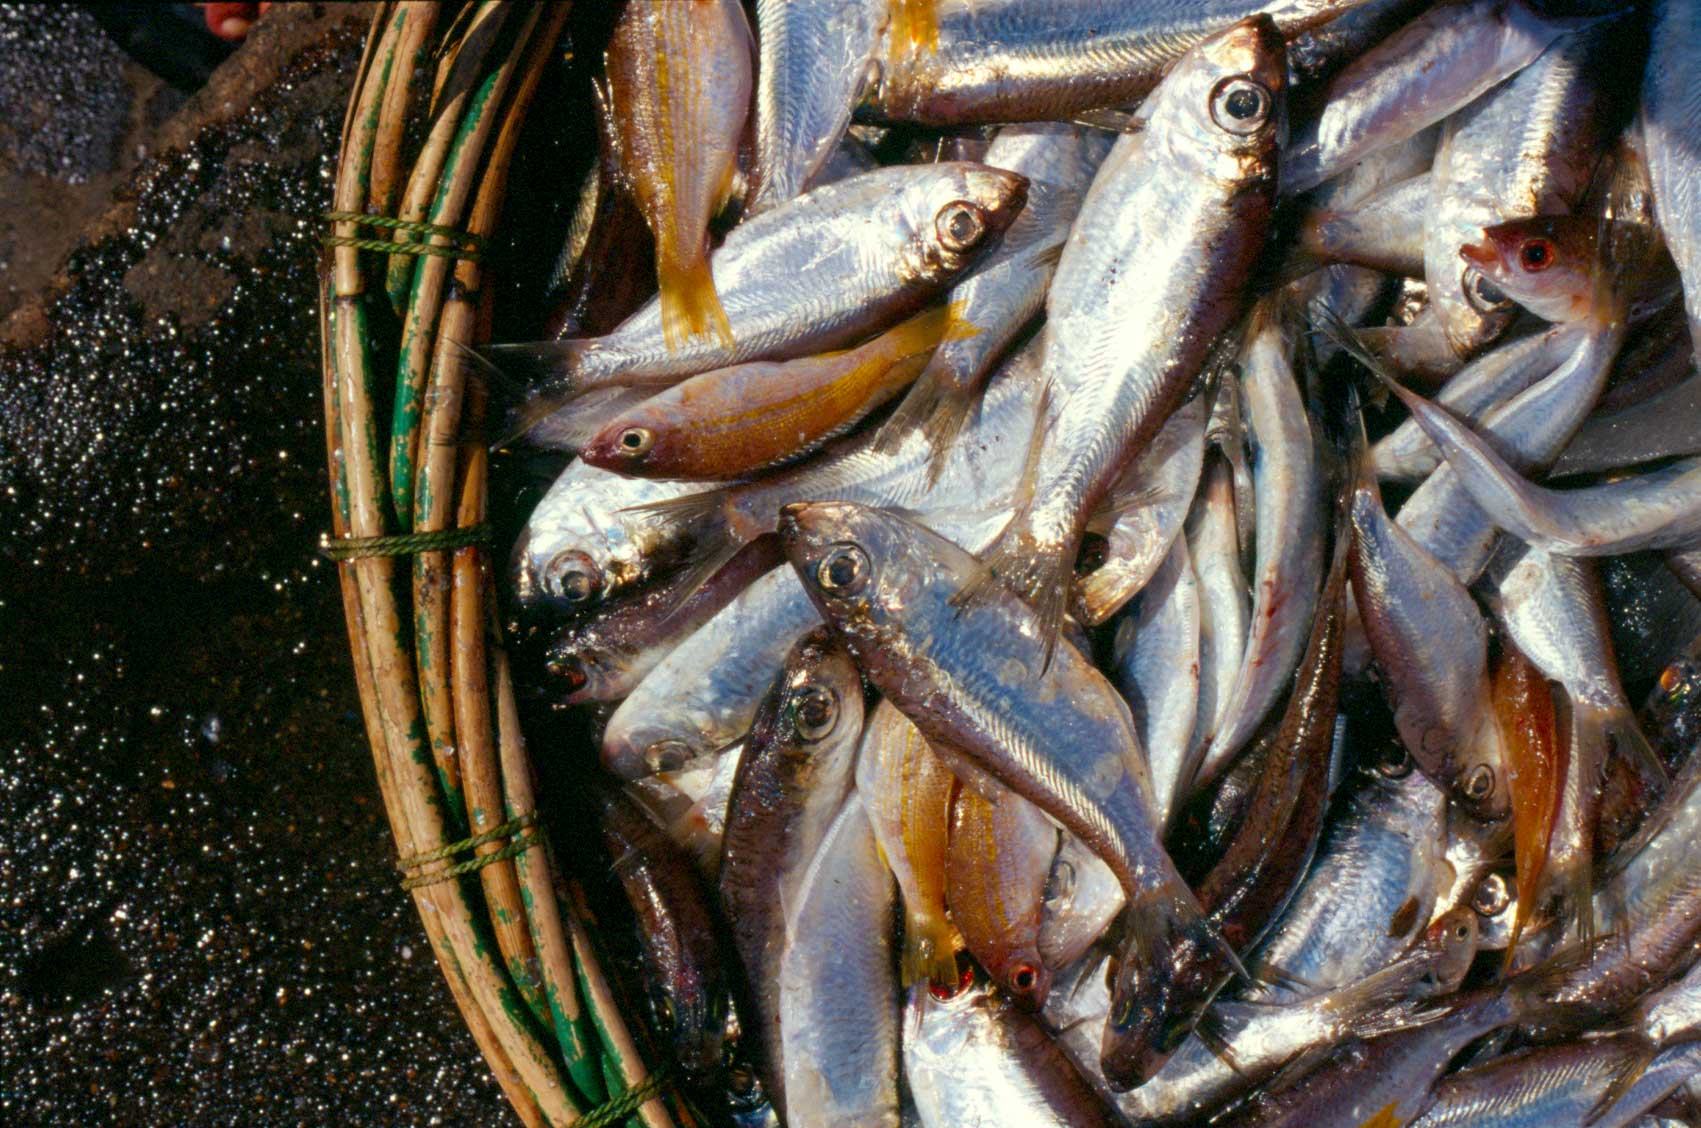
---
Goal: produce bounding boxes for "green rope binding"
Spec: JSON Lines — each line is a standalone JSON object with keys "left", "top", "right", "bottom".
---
{"left": 321, "top": 523, "right": 492, "bottom": 560}
{"left": 397, "top": 812, "right": 541, "bottom": 890}
{"left": 323, "top": 209, "right": 486, "bottom": 261}
{"left": 576, "top": 1068, "right": 674, "bottom": 1128}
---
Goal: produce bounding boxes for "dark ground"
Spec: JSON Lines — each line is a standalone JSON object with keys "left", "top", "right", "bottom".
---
{"left": 0, "top": 5, "right": 513, "bottom": 1124}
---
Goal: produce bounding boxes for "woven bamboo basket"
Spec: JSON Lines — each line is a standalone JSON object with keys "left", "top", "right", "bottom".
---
{"left": 319, "top": 5, "right": 678, "bottom": 1125}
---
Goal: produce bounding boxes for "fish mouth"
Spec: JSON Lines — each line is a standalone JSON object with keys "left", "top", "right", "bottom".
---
{"left": 1459, "top": 238, "right": 1499, "bottom": 268}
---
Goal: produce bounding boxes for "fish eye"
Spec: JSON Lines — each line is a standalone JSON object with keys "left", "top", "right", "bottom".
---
{"left": 616, "top": 427, "right": 655, "bottom": 457}
{"left": 1210, "top": 77, "right": 1272, "bottom": 135}
{"left": 545, "top": 652, "right": 588, "bottom": 691}
{"left": 1011, "top": 964, "right": 1039, "bottom": 992}
{"left": 815, "top": 543, "right": 870, "bottom": 596}
{"left": 1463, "top": 764, "right": 1497, "bottom": 801}
{"left": 1462, "top": 267, "right": 1513, "bottom": 314}
{"left": 545, "top": 551, "right": 602, "bottom": 606}
{"left": 1375, "top": 744, "right": 1412, "bottom": 779}
{"left": 790, "top": 684, "right": 840, "bottom": 741}
{"left": 1518, "top": 238, "right": 1555, "bottom": 273}
{"left": 935, "top": 201, "right": 987, "bottom": 253}
{"left": 1472, "top": 873, "right": 1509, "bottom": 917}
{"left": 1110, "top": 993, "right": 1138, "bottom": 1031}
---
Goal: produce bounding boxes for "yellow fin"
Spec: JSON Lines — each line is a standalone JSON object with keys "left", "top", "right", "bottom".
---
{"left": 890, "top": 0, "right": 940, "bottom": 56}
{"left": 900, "top": 909, "right": 961, "bottom": 989}
{"left": 657, "top": 253, "right": 734, "bottom": 352}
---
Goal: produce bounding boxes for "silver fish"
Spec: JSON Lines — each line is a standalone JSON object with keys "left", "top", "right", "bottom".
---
{"left": 866, "top": 0, "right": 1360, "bottom": 127}
{"left": 904, "top": 971, "right": 1117, "bottom": 1128}
{"left": 511, "top": 460, "right": 704, "bottom": 621}
{"left": 1201, "top": 304, "right": 1325, "bottom": 776}
{"left": 1644, "top": 0, "right": 1701, "bottom": 361}
{"left": 1048, "top": 908, "right": 1478, "bottom": 1125}
{"left": 494, "top": 163, "right": 1027, "bottom": 432}
{"left": 1281, "top": 0, "right": 1585, "bottom": 195}
{"left": 1248, "top": 748, "right": 1449, "bottom": 1003}
{"left": 602, "top": 567, "right": 821, "bottom": 780}
{"left": 750, "top": 0, "right": 888, "bottom": 213}
{"left": 1297, "top": 172, "right": 1429, "bottom": 277}
{"left": 1187, "top": 455, "right": 1252, "bottom": 779}
{"left": 884, "top": 123, "right": 1113, "bottom": 465}
{"left": 1037, "top": 834, "right": 1125, "bottom": 973}
{"left": 1418, "top": 21, "right": 1616, "bottom": 366}
{"left": 1113, "top": 539, "right": 1201, "bottom": 830}
{"left": 1412, "top": 1038, "right": 1701, "bottom": 1128}
{"left": 1078, "top": 392, "right": 1207, "bottom": 627}
{"left": 1407, "top": 386, "right": 1701, "bottom": 555}
{"left": 970, "top": 16, "right": 1286, "bottom": 648}
{"left": 1350, "top": 456, "right": 1509, "bottom": 817}
{"left": 1490, "top": 544, "right": 1659, "bottom": 939}
{"left": 777, "top": 794, "right": 901, "bottom": 1128}
{"left": 718, "top": 633, "right": 865, "bottom": 1123}
{"left": 1372, "top": 324, "right": 1582, "bottom": 483}
{"left": 776, "top": 500, "right": 1218, "bottom": 1090}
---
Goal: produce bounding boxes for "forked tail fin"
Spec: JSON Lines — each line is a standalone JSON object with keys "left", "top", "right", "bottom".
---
{"left": 656, "top": 251, "right": 734, "bottom": 353}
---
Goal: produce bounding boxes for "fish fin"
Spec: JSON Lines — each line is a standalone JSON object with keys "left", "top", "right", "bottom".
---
{"left": 873, "top": 367, "right": 980, "bottom": 486}
{"left": 482, "top": 339, "right": 603, "bottom": 446}
{"left": 618, "top": 488, "right": 738, "bottom": 606}
{"left": 656, "top": 252, "right": 734, "bottom": 354}
{"left": 900, "top": 909, "right": 961, "bottom": 990}
{"left": 1585, "top": 1036, "right": 1659, "bottom": 1126}
{"left": 1192, "top": 1009, "right": 1247, "bottom": 1077}
{"left": 1025, "top": 238, "right": 1066, "bottom": 272}
{"left": 1071, "top": 107, "right": 1142, "bottom": 134}
{"left": 1248, "top": 960, "right": 1318, "bottom": 998}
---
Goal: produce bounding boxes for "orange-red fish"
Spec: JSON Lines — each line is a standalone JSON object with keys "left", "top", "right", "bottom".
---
{"left": 581, "top": 306, "right": 953, "bottom": 480}
{"left": 1492, "top": 638, "right": 1563, "bottom": 967}
{"left": 946, "top": 784, "right": 1058, "bottom": 1011}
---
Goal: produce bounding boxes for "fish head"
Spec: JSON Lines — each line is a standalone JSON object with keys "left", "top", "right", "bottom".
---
{"left": 1461, "top": 217, "right": 1599, "bottom": 324}
{"left": 903, "top": 162, "right": 1030, "bottom": 283}
{"left": 1100, "top": 904, "right": 1227, "bottom": 1089}
{"left": 511, "top": 526, "right": 608, "bottom": 629}
{"left": 778, "top": 500, "right": 939, "bottom": 650}
{"left": 1418, "top": 907, "right": 1481, "bottom": 991}
{"left": 748, "top": 627, "right": 865, "bottom": 773}
{"left": 1148, "top": 15, "right": 1286, "bottom": 184}
{"left": 581, "top": 401, "right": 682, "bottom": 477}
{"left": 541, "top": 624, "right": 628, "bottom": 706}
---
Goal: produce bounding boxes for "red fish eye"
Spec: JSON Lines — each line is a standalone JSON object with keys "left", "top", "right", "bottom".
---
{"left": 1660, "top": 665, "right": 1681, "bottom": 694}
{"left": 1519, "top": 239, "right": 1554, "bottom": 272}
{"left": 1012, "top": 964, "right": 1038, "bottom": 991}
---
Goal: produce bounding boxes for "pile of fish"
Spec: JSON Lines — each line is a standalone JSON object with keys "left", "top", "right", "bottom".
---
{"left": 497, "top": 1, "right": 1701, "bottom": 1125}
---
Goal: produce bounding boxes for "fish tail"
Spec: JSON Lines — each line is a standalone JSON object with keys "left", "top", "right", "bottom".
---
{"left": 954, "top": 527, "right": 1072, "bottom": 671}
{"left": 873, "top": 369, "right": 978, "bottom": 486}
{"left": 900, "top": 909, "right": 960, "bottom": 990}
{"left": 1585, "top": 1036, "right": 1658, "bottom": 1125}
{"left": 656, "top": 250, "right": 734, "bottom": 353}
{"left": 481, "top": 339, "right": 606, "bottom": 447}
{"left": 890, "top": 0, "right": 940, "bottom": 56}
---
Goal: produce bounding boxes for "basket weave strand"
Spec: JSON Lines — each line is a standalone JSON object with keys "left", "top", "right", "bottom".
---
{"left": 323, "top": 209, "right": 486, "bottom": 260}
{"left": 321, "top": 523, "right": 492, "bottom": 559}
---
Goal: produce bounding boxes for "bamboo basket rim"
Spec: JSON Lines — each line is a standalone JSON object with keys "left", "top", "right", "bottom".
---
{"left": 318, "top": 6, "right": 677, "bottom": 1126}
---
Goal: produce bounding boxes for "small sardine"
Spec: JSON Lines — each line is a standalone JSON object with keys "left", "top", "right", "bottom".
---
{"left": 1281, "top": 0, "right": 1587, "bottom": 195}
{"left": 602, "top": 567, "right": 820, "bottom": 779}
{"left": 594, "top": 782, "right": 729, "bottom": 1077}
{"left": 493, "top": 163, "right": 1027, "bottom": 436}
{"left": 1077, "top": 393, "right": 1208, "bottom": 628}
{"left": 866, "top": 0, "right": 1363, "bottom": 127}
{"left": 598, "top": 0, "right": 752, "bottom": 350}
{"left": 1643, "top": 0, "right": 1701, "bottom": 361}
{"left": 750, "top": 0, "right": 887, "bottom": 213}
{"left": 1202, "top": 303, "right": 1326, "bottom": 776}
{"left": 1296, "top": 172, "right": 1429, "bottom": 277}
{"left": 1187, "top": 454, "right": 1252, "bottom": 780}
{"left": 1412, "top": 1038, "right": 1701, "bottom": 1128}
{"left": 905, "top": 967, "right": 1118, "bottom": 1128}
{"left": 1112, "top": 538, "right": 1201, "bottom": 829}
{"left": 1037, "top": 834, "right": 1125, "bottom": 972}
{"left": 776, "top": 500, "right": 1220, "bottom": 1092}
{"left": 777, "top": 794, "right": 901, "bottom": 1128}
{"left": 969, "top": 16, "right": 1286, "bottom": 651}
{"left": 718, "top": 631, "right": 865, "bottom": 1122}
